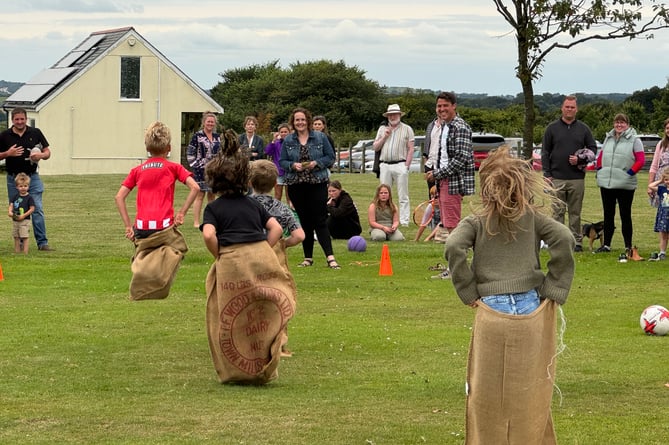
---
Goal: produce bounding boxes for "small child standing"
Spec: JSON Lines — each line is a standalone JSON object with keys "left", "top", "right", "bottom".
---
{"left": 8, "top": 173, "right": 35, "bottom": 254}
{"left": 648, "top": 169, "right": 669, "bottom": 260}
{"left": 202, "top": 131, "right": 296, "bottom": 385}
{"left": 114, "top": 121, "right": 200, "bottom": 300}
{"left": 445, "top": 147, "right": 575, "bottom": 444}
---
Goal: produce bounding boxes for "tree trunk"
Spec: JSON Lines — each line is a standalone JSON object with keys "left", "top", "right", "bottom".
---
{"left": 521, "top": 78, "right": 535, "bottom": 160}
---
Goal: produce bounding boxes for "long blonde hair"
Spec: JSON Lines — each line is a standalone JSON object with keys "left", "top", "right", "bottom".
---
{"left": 372, "top": 184, "right": 397, "bottom": 213}
{"left": 476, "top": 147, "right": 558, "bottom": 239}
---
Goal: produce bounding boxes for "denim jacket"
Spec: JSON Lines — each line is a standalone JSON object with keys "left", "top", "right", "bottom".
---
{"left": 279, "top": 131, "right": 335, "bottom": 183}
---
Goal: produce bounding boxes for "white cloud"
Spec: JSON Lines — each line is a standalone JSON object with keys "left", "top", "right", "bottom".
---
{"left": 1, "top": 0, "right": 668, "bottom": 95}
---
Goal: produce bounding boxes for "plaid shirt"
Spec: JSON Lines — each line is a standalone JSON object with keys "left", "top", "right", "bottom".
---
{"left": 432, "top": 115, "right": 475, "bottom": 196}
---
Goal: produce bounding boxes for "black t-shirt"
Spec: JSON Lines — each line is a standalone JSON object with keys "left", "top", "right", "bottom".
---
{"left": 0, "top": 126, "right": 50, "bottom": 175}
{"left": 202, "top": 195, "right": 271, "bottom": 246}
{"left": 10, "top": 193, "right": 35, "bottom": 220}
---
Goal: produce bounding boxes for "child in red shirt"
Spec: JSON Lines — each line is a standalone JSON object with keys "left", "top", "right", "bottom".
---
{"left": 115, "top": 121, "right": 199, "bottom": 240}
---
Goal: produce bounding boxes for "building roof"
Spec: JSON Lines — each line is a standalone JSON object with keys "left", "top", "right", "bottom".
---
{"left": 4, "top": 26, "right": 222, "bottom": 113}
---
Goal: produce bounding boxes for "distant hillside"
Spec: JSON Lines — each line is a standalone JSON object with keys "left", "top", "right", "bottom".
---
{"left": 0, "top": 80, "right": 23, "bottom": 96}
{"left": 384, "top": 86, "right": 629, "bottom": 111}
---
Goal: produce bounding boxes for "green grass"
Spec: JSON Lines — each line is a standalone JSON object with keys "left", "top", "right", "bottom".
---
{"left": 0, "top": 171, "right": 668, "bottom": 444}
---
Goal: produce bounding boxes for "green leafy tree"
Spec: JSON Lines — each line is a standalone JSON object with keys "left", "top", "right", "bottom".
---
{"left": 385, "top": 90, "right": 436, "bottom": 133}
{"left": 210, "top": 59, "right": 385, "bottom": 141}
{"left": 650, "top": 81, "right": 669, "bottom": 132}
{"left": 494, "top": 0, "right": 669, "bottom": 158}
{"left": 283, "top": 60, "right": 385, "bottom": 132}
{"left": 210, "top": 61, "right": 288, "bottom": 135}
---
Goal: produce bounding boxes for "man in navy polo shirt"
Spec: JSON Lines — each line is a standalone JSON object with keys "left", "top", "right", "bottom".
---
{"left": 0, "top": 107, "right": 54, "bottom": 251}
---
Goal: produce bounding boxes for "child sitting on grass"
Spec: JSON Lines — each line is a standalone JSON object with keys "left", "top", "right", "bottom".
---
{"left": 414, "top": 185, "right": 441, "bottom": 242}
{"left": 368, "top": 183, "right": 405, "bottom": 241}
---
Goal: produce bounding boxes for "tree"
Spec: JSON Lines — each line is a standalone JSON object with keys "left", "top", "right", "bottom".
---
{"left": 494, "top": 0, "right": 669, "bottom": 158}
{"left": 210, "top": 59, "right": 385, "bottom": 138}
{"left": 210, "top": 61, "right": 288, "bottom": 134}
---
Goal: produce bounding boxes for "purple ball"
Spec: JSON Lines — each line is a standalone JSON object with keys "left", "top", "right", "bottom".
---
{"left": 347, "top": 236, "right": 367, "bottom": 252}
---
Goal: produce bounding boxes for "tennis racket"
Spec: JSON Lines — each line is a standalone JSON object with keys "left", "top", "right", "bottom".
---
{"left": 412, "top": 200, "right": 434, "bottom": 226}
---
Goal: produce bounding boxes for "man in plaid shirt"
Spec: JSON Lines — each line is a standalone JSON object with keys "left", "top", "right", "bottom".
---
{"left": 425, "top": 91, "right": 475, "bottom": 279}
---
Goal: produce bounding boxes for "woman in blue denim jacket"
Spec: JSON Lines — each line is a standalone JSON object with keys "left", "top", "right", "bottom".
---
{"left": 279, "top": 107, "right": 340, "bottom": 269}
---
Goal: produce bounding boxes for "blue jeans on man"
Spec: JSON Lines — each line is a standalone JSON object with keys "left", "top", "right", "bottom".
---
{"left": 7, "top": 173, "right": 48, "bottom": 248}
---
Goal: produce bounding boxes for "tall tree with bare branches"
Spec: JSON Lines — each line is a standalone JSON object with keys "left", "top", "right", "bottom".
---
{"left": 494, "top": 0, "right": 669, "bottom": 157}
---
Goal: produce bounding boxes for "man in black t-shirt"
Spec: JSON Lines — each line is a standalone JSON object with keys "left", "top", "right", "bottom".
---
{"left": 0, "top": 107, "right": 54, "bottom": 251}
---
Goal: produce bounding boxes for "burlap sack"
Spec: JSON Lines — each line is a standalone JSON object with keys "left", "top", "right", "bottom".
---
{"left": 465, "top": 299, "right": 558, "bottom": 445}
{"left": 205, "top": 241, "right": 296, "bottom": 384}
{"left": 129, "top": 226, "right": 188, "bottom": 301}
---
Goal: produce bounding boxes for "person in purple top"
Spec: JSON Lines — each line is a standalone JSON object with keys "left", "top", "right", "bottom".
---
{"left": 264, "top": 123, "right": 292, "bottom": 207}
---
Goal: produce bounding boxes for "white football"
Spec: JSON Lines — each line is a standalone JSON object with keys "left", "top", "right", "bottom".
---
{"left": 30, "top": 147, "right": 41, "bottom": 164}
{"left": 639, "top": 305, "right": 669, "bottom": 336}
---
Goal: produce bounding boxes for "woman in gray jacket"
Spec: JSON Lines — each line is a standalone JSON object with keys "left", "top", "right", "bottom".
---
{"left": 594, "top": 113, "right": 645, "bottom": 257}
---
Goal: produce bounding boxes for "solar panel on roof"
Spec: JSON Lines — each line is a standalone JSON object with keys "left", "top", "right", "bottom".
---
{"left": 26, "top": 67, "right": 77, "bottom": 85}
{"left": 7, "top": 67, "right": 78, "bottom": 103}
{"left": 75, "top": 34, "right": 104, "bottom": 52}
{"left": 55, "top": 51, "right": 85, "bottom": 68}
{"left": 6, "top": 84, "right": 55, "bottom": 103}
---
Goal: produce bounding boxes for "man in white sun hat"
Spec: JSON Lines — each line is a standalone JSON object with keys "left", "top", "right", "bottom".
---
{"left": 372, "top": 104, "right": 415, "bottom": 226}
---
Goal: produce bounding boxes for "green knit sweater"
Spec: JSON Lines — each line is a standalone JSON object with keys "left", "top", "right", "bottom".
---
{"left": 445, "top": 212, "right": 575, "bottom": 306}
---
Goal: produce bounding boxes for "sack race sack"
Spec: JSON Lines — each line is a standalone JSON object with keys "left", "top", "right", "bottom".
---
{"left": 466, "top": 299, "right": 558, "bottom": 445}
{"left": 205, "top": 241, "right": 296, "bottom": 384}
{"left": 129, "top": 226, "right": 188, "bottom": 300}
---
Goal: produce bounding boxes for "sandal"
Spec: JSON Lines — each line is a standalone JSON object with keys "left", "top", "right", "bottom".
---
{"left": 298, "top": 259, "right": 313, "bottom": 267}
{"left": 327, "top": 259, "right": 341, "bottom": 270}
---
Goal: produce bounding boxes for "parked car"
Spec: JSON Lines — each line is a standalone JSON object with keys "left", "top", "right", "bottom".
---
{"left": 638, "top": 134, "right": 662, "bottom": 170}
{"left": 472, "top": 133, "right": 506, "bottom": 170}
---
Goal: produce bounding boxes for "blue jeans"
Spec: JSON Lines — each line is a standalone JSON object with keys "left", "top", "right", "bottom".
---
{"left": 480, "top": 289, "right": 540, "bottom": 315}
{"left": 7, "top": 173, "right": 47, "bottom": 247}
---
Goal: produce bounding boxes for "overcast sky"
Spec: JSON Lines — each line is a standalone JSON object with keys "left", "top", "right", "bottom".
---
{"left": 2, "top": 0, "right": 669, "bottom": 96}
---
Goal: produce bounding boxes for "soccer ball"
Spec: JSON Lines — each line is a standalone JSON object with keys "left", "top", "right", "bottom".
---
{"left": 639, "top": 305, "right": 669, "bottom": 336}
{"left": 347, "top": 236, "right": 367, "bottom": 252}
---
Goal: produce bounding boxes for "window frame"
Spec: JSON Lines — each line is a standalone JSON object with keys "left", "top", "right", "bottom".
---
{"left": 120, "top": 56, "right": 141, "bottom": 100}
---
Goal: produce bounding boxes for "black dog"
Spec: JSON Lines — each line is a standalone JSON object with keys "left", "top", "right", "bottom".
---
{"left": 582, "top": 221, "right": 605, "bottom": 251}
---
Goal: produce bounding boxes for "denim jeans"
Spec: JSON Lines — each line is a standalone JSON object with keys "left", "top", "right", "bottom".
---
{"left": 480, "top": 289, "right": 540, "bottom": 315}
{"left": 7, "top": 173, "right": 47, "bottom": 247}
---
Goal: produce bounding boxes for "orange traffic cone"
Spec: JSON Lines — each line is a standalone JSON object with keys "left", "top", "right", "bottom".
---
{"left": 379, "top": 244, "right": 393, "bottom": 276}
{"left": 0, "top": 261, "right": 4, "bottom": 281}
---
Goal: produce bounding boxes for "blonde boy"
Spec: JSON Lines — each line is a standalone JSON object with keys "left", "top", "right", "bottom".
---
{"left": 8, "top": 173, "right": 35, "bottom": 253}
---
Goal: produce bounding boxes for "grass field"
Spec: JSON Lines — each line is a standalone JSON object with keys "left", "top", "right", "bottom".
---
{"left": 0, "top": 170, "right": 667, "bottom": 444}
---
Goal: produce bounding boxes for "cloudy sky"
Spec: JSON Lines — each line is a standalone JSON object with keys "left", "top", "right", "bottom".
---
{"left": 2, "top": 0, "right": 669, "bottom": 96}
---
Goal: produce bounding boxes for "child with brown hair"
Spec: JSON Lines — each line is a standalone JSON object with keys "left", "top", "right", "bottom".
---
{"left": 202, "top": 131, "right": 296, "bottom": 384}
{"left": 8, "top": 172, "right": 35, "bottom": 253}
{"left": 445, "top": 147, "right": 575, "bottom": 444}
{"left": 249, "top": 159, "right": 305, "bottom": 248}
{"left": 114, "top": 121, "right": 200, "bottom": 300}
{"left": 368, "top": 183, "right": 405, "bottom": 241}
